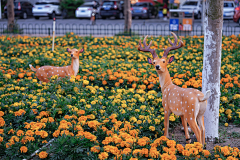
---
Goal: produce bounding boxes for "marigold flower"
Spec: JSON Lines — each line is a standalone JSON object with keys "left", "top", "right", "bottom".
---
{"left": 38, "top": 151, "right": 48, "bottom": 159}
{"left": 91, "top": 146, "right": 100, "bottom": 153}
{"left": 98, "top": 152, "right": 108, "bottom": 160}
{"left": 0, "top": 111, "right": 4, "bottom": 117}
{"left": 20, "top": 146, "right": 28, "bottom": 153}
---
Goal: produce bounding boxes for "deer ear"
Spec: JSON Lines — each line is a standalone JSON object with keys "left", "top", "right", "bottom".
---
{"left": 147, "top": 57, "right": 153, "bottom": 64}
{"left": 67, "top": 48, "right": 72, "bottom": 52}
{"left": 168, "top": 56, "right": 175, "bottom": 64}
{"left": 79, "top": 48, "right": 84, "bottom": 53}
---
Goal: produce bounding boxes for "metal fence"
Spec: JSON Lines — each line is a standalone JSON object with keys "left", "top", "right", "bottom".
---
{"left": 0, "top": 23, "right": 239, "bottom": 37}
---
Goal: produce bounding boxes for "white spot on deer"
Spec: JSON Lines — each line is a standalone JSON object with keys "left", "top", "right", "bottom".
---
{"left": 43, "top": 69, "right": 44, "bottom": 70}
{"left": 173, "top": 93, "right": 174, "bottom": 96}
{"left": 165, "top": 95, "right": 166, "bottom": 97}
{"left": 169, "top": 93, "right": 171, "bottom": 96}
{"left": 173, "top": 101, "right": 175, "bottom": 103}
{"left": 178, "top": 93, "right": 179, "bottom": 95}
{"left": 191, "top": 97, "right": 193, "bottom": 99}
{"left": 165, "top": 111, "right": 167, "bottom": 113}
{"left": 168, "top": 88, "right": 170, "bottom": 91}
{"left": 192, "top": 109, "right": 194, "bottom": 111}
{"left": 177, "top": 108, "right": 178, "bottom": 110}
{"left": 190, "top": 118, "right": 192, "bottom": 120}
{"left": 190, "top": 92, "right": 192, "bottom": 94}
{"left": 180, "top": 102, "right": 182, "bottom": 104}
{"left": 186, "top": 118, "right": 187, "bottom": 120}
{"left": 188, "top": 106, "right": 189, "bottom": 107}
{"left": 185, "top": 101, "right": 187, "bottom": 103}
{"left": 183, "top": 94, "right": 184, "bottom": 96}
{"left": 185, "top": 110, "right": 187, "bottom": 112}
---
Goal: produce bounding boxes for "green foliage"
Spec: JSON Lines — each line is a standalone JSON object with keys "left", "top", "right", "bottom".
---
{"left": 60, "top": 0, "right": 84, "bottom": 17}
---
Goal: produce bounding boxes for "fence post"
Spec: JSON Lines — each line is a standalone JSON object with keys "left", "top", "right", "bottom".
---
{"left": 129, "top": 28, "right": 131, "bottom": 36}
{"left": 48, "top": 28, "right": 50, "bottom": 36}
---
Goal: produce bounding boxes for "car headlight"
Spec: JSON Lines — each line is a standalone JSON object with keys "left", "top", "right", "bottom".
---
{"left": 143, "top": 10, "right": 147, "bottom": 13}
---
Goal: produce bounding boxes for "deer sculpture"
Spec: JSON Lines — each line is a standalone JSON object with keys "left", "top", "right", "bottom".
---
{"left": 138, "top": 32, "right": 210, "bottom": 145}
{"left": 29, "top": 48, "right": 84, "bottom": 83}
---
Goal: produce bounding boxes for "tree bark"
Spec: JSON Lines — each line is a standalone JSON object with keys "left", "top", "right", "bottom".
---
{"left": 7, "top": 0, "right": 15, "bottom": 32}
{"left": 202, "top": 0, "right": 223, "bottom": 142}
{"left": 124, "top": 0, "right": 132, "bottom": 34}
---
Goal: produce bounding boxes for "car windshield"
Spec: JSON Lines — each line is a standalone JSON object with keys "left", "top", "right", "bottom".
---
{"left": 81, "top": 4, "right": 93, "bottom": 7}
{"left": 103, "top": 2, "right": 114, "bottom": 5}
{"left": 224, "top": 3, "right": 234, "bottom": 8}
{"left": 35, "top": 2, "right": 59, "bottom": 5}
{"left": 182, "top": 2, "right": 198, "bottom": 6}
{"left": 133, "top": 3, "right": 147, "bottom": 7}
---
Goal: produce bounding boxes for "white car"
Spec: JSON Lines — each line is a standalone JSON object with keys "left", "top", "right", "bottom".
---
{"left": 179, "top": 0, "right": 202, "bottom": 19}
{"left": 75, "top": 2, "right": 99, "bottom": 18}
{"left": 223, "top": 1, "right": 235, "bottom": 19}
{"left": 32, "top": 1, "right": 62, "bottom": 19}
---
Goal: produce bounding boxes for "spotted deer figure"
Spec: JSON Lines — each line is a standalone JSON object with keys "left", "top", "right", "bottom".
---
{"left": 29, "top": 48, "right": 84, "bottom": 82}
{"left": 138, "top": 32, "right": 211, "bottom": 145}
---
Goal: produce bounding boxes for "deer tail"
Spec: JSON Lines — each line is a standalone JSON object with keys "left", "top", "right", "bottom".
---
{"left": 199, "top": 90, "right": 211, "bottom": 102}
{"left": 29, "top": 64, "right": 37, "bottom": 72}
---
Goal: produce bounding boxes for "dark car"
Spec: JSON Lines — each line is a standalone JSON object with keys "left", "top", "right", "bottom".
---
{"left": 131, "top": 2, "right": 157, "bottom": 19}
{"left": 100, "top": 0, "right": 124, "bottom": 19}
{"left": 233, "top": 5, "right": 240, "bottom": 25}
{"left": 4, "top": 1, "right": 33, "bottom": 19}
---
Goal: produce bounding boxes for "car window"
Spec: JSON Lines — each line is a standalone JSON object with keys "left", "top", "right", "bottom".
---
{"left": 103, "top": 2, "right": 114, "bottom": 5}
{"left": 133, "top": 3, "right": 148, "bottom": 7}
{"left": 81, "top": 4, "right": 93, "bottom": 7}
{"left": 182, "top": 2, "right": 198, "bottom": 6}
{"left": 224, "top": 2, "right": 234, "bottom": 8}
{"left": 14, "top": 2, "right": 19, "bottom": 8}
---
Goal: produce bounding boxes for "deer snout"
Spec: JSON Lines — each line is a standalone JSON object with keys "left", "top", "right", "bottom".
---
{"left": 156, "top": 65, "right": 161, "bottom": 70}
{"left": 71, "top": 54, "right": 73, "bottom": 57}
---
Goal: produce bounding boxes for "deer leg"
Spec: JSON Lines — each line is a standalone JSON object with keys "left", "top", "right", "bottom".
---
{"left": 197, "top": 115, "right": 205, "bottom": 145}
{"left": 164, "top": 109, "right": 171, "bottom": 138}
{"left": 187, "top": 118, "right": 202, "bottom": 144}
{"left": 181, "top": 115, "right": 191, "bottom": 144}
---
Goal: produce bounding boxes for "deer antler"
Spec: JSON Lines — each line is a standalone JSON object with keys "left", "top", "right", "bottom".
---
{"left": 138, "top": 35, "right": 158, "bottom": 59}
{"left": 163, "top": 32, "right": 184, "bottom": 57}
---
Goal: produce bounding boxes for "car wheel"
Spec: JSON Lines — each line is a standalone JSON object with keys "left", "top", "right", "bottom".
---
{"left": 22, "top": 12, "right": 28, "bottom": 19}
{"left": 101, "top": 16, "right": 106, "bottom": 19}
{"left": 148, "top": 12, "right": 152, "bottom": 19}
{"left": 118, "top": 12, "right": 123, "bottom": 19}
{"left": 34, "top": 16, "right": 39, "bottom": 19}
{"left": 197, "top": 12, "right": 201, "bottom": 19}
{"left": 49, "top": 12, "right": 56, "bottom": 19}
{"left": 62, "top": 9, "right": 68, "bottom": 19}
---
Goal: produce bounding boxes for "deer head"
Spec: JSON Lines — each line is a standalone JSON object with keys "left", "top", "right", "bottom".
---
{"left": 138, "top": 32, "right": 184, "bottom": 74}
{"left": 67, "top": 48, "right": 84, "bottom": 59}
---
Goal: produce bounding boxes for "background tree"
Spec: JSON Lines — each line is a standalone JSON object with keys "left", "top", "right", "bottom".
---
{"left": 7, "top": 0, "right": 14, "bottom": 32}
{"left": 202, "top": 0, "right": 223, "bottom": 142}
{"left": 124, "top": 0, "right": 132, "bottom": 34}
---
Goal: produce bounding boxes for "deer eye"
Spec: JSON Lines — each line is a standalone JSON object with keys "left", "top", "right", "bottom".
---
{"left": 163, "top": 61, "right": 165, "bottom": 63}
{"left": 153, "top": 62, "right": 155, "bottom": 64}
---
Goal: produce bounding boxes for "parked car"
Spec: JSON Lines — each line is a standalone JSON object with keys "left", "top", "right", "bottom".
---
{"left": 100, "top": 0, "right": 124, "bottom": 19}
{"left": 131, "top": 2, "right": 157, "bottom": 19}
{"left": 179, "top": 0, "right": 202, "bottom": 19}
{"left": 233, "top": 4, "right": 240, "bottom": 24}
{"left": 75, "top": 2, "right": 100, "bottom": 19}
{"left": 4, "top": 1, "right": 33, "bottom": 19}
{"left": 223, "top": 1, "right": 235, "bottom": 19}
{"left": 32, "top": 1, "right": 62, "bottom": 19}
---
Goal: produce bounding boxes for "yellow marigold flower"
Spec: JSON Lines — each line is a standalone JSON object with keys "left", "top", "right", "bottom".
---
{"left": 182, "top": 150, "right": 190, "bottom": 156}
{"left": 0, "top": 136, "right": 3, "bottom": 143}
{"left": 20, "top": 146, "right": 28, "bottom": 153}
{"left": 38, "top": 151, "right": 48, "bottom": 159}
{"left": 16, "top": 130, "right": 24, "bottom": 136}
{"left": 149, "top": 147, "right": 160, "bottom": 158}
{"left": 221, "top": 146, "right": 230, "bottom": 156}
{"left": 98, "top": 152, "right": 108, "bottom": 160}
{"left": 122, "top": 148, "right": 131, "bottom": 155}
{"left": 189, "top": 148, "right": 198, "bottom": 156}
{"left": 225, "top": 123, "right": 228, "bottom": 127}
{"left": 149, "top": 126, "right": 155, "bottom": 131}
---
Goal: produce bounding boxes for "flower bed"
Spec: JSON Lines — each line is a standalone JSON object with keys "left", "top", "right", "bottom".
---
{"left": 0, "top": 33, "right": 239, "bottom": 159}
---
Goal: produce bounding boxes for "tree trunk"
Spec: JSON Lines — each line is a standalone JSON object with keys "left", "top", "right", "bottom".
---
{"left": 202, "top": 0, "right": 223, "bottom": 142}
{"left": 7, "top": 0, "right": 15, "bottom": 32}
{"left": 124, "top": 0, "right": 132, "bottom": 34}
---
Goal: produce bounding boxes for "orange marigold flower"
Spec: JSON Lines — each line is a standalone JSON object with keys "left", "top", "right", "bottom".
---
{"left": 122, "top": 148, "right": 131, "bottom": 155}
{"left": 16, "top": 130, "right": 24, "bottom": 136}
{"left": 91, "top": 146, "right": 100, "bottom": 153}
{"left": 0, "top": 111, "right": 4, "bottom": 117}
{"left": 20, "top": 146, "right": 28, "bottom": 153}
{"left": 167, "top": 140, "right": 176, "bottom": 148}
{"left": 98, "top": 152, "right": 108, "bottom": 160}
{"left": 102, "top": 80, "right": 107, "bottom": 85}
{"left": 182, "top": 150, "right": 190, "bottom": 157}
{"left": 0, "top": 136, "right": 3, "bottom": 142}
{"left": 38, "top": 151, "right": 48, "bottom": 159}
{"left": 202, "top": 150, "right": 210, "bottom": 158}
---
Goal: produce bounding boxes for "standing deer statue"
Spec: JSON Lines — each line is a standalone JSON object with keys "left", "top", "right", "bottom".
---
{"left": 138, "top": 32, "right": 210, "bottom": 145}
{"left": 29, "top": 48, "right": 84, "bottom": 83}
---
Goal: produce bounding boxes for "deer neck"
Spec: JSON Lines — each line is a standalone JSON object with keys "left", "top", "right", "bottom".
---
{"left": 158, "top": 69, "right": 173, "bottom": 92}
{"left": 71, "top": 57, "right": 79, "bottom": 76}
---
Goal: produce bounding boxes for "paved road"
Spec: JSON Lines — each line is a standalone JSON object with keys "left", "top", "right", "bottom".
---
{"left": 0, "top": 17, "right": 239, "bottom": 36}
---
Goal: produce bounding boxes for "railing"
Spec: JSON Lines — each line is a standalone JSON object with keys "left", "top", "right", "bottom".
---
{"left": 0, "top": 23, "right": 239, "bottom": 37}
